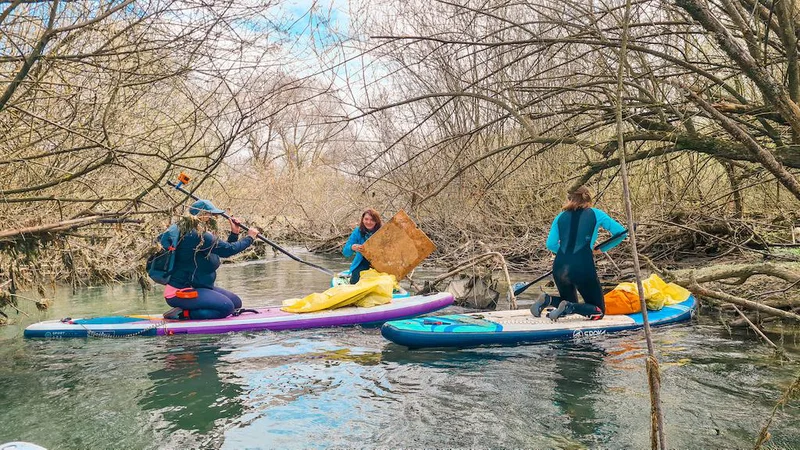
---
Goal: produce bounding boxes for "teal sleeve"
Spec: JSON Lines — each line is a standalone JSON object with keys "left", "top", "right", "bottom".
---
{"left": 592, "top": 208, "right": 627, "bottom": 252}
{"left": 546, "top": 212, "right": 562, "bottom": 253}
{"left": 342, "top": 228, "right": 360, "bottom": 258}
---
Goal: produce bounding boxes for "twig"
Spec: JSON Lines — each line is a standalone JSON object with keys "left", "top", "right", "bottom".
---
{"left": 428, "top": 252, "right": 517, "bottom": 309}
{"left": 753, "top": 279, "right": 800, "bottom": 300}
{"left": 754, "top": 370, "right": 800, "bottom": 449}
{"left": 649, "top": 219, "right": 799, "bottom": 261}
{"left": 602, "top": 251, "right": 622, "bottom": 274}
{"left": 431, "top": 253, "right": 497, "bottom": 284}
{"left": 730, "top": 305, "right": 778, "bottom": 349}
{"left": 2, "top": 301, "right": 30, "bottom": 317}
{"left": 675, "top": 263, "right": 800, "bottom": 285}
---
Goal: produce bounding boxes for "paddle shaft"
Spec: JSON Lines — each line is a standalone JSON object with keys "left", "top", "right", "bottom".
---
{"left": 167, "top": 180, "right": 335, "bottom": 276}
{"left": 513, "top": 229, "right": 629, "bottom": 296}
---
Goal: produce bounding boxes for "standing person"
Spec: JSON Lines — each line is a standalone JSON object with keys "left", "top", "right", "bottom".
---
{"left": 531, "top": 186, "right": 627, "bottom": 321}
{"left": 163, "top": 199, "right": 259, "bottom": 320}
{"left": 342, "top": 209, "right": 382, "bottom": 284}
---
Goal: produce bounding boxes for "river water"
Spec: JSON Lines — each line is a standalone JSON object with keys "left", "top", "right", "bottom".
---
{"left": 1, "top": 251, "right": 799, "bottom": 449}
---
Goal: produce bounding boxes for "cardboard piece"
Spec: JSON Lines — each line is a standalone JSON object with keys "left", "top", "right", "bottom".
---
{"left": 361, "top": 210, "right": 436, "bottom": 279}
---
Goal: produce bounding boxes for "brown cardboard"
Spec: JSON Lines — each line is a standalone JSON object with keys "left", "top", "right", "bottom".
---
{"left": 361, "top": 210, "right": 436, "bottom": 279}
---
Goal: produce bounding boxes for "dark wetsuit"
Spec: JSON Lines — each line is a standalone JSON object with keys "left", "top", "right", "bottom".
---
{"left": 546, "top": 207, "right": 626, "bottom": 317}
{"left": 165, "top": 230, "right": 254, "bottom": 320}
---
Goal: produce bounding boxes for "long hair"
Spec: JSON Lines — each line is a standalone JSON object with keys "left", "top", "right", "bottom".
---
{"left": 563, "top": 186, "right": 593, "bottom": 211}
{"left": 359, "top": 208, "right": 382, "bottom": 235}
{"left": 177, "top": 213, "right": 217, "bottom": 250}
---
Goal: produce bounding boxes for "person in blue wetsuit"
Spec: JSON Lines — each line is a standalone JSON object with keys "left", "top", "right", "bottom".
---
{"left": 342, "top": 208, "right": 382, "bottom": 284}
{"left": 531, "top": 186, "right": 627, "bottom": 321}
{"left": 163, "top": 199, "right": 259, "bottom": 320}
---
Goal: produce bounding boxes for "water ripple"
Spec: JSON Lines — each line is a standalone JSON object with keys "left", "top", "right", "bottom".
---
{"left": 2, "top": 256, "right": 799, "bottom": 449}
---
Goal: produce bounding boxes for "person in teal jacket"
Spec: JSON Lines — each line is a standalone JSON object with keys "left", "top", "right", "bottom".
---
{"left": 531, "top": 186, "right": 627, "bottom": 321}
{"left": 342, "top": 209, "right": 382, "bottom": 284}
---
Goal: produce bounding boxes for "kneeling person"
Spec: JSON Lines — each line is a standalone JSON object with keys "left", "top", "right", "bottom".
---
{"left": 531, "top": 186, "right": 627, "bottom": 321}
{"left": 163, "top": 199, "right": 259, "bottom": 320}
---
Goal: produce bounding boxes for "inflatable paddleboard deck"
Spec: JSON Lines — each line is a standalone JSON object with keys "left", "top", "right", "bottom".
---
{"left": 25, "top": 292, "right": 453, "bottom": 338}
{"left": 381, "top": 295, "right": 697, "bottom": 348}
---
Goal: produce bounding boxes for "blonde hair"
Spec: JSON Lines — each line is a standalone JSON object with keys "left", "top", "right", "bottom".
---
{"left": 177, "top": 213, "right": 217, "bottom": 250}
{"left": 563, "top": 186, "right": 593, "bottom": 211}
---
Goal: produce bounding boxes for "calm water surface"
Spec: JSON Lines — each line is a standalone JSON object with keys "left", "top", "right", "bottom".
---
{"left": 1, "top": 251, "right": 799, "bottom": 449}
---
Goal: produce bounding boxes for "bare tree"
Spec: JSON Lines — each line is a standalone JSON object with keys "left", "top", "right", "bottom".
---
{"left": 0, "top": 0, "right": 341, "bottom": 309}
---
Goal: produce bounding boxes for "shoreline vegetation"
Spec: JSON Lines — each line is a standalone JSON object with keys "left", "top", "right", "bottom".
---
{"left": 4, "top": 186, "right": 800, "bottom": 339}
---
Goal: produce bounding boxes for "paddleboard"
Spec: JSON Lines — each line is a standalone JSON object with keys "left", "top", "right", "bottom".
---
{"left": 0, "top": 443, "right": 47, "bottom": 450}
{"left": 381, "top": 295, "right": 697, "bottom": 348}
{"left": 24, "top": 292, "right": 453, "bottom": 338}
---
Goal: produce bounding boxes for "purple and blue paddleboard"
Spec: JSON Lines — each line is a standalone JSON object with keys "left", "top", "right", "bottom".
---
{"left": 24, "top": 292, "right": 453, "bottom": 338}
{"left": 381, "top": 295, "right": 697, "bottom": 348}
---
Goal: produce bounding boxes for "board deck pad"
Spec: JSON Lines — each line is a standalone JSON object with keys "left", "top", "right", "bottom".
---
{"left": 381, "top": 295, "right": 697, "bottom": 348}
{"left": 361, "top": 210, "right": 436, "bottom": 279}
{"left": 462, "top": 310, "right": 636, "bottom": 332}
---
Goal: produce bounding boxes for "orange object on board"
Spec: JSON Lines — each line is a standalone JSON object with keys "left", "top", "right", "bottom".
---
{"left": 604, "top": 288, "right": 641, "bottom": 315}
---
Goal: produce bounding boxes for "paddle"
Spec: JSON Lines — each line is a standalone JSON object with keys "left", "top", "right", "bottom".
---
{"left": 167, "top": 177, "right": 335, "bottom": 277}
{"left": 511, "top": 229, "right": 629, "bottom": 297}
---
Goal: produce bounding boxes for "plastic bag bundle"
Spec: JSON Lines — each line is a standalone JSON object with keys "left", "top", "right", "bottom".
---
{"left": 603, "top": 274, "right": 691, "bottom": 314}
{"left": 282, "top": 269, "right": 398, "bottom": 313}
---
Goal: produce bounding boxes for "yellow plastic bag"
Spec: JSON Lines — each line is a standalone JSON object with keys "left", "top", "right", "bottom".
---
{"left": 281, "top": 269, "right": 398, "bottom": 313}
{"left": 642, "top": 274, "right": 691, "bottom": 311}
{"left": 604, "top": 274, "right": 691, "bottom": 313}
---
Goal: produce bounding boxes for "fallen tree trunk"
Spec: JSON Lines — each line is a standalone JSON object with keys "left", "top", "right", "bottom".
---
{"left": 760, "top": 298, "right": 800, "bottom": 309}
{"left": 673, "top": 262, "right": 800, "bottom": 285}
{"left": 0, "top": 216, "right": 103, "bottom": 241}
{"left": 687, "top": 281, "right": 800, "bottom": 323}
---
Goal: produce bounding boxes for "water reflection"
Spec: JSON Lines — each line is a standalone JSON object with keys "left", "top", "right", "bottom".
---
{"left": 139, "top": 340, "right": 245, "bottom": 436}
{"left": 4, "top": 252, "right": 800, "bottom": 449}
{"left": 219, "top": 335, "right": 389, "bottom": 450}
{"left": 379, "top": 344, "right": 521, "bottom": 369}
{"left": 552, "top": 343, "right": 606, "bottom": 441}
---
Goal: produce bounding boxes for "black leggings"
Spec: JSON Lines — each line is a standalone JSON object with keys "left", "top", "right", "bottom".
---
{"left": 552, "top": 247, "right": 605, "bottom": 316}
{"left": 350, "top": 257, "right": 372, "bottom": 284}
{"left": 166, "top": 286, "right": 242, "bottom": 320}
